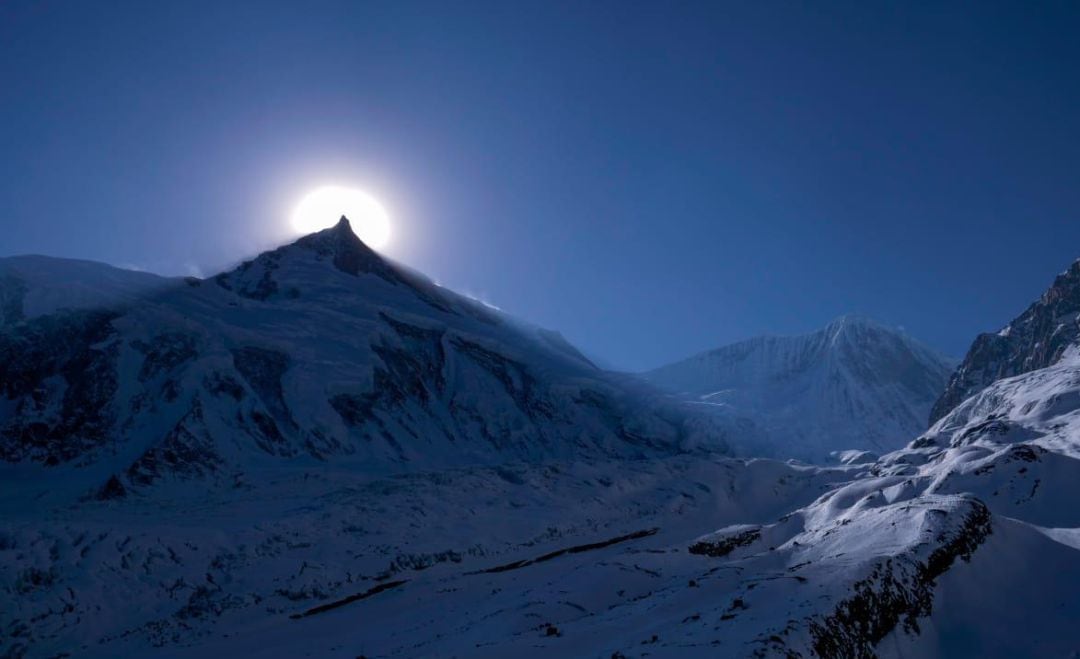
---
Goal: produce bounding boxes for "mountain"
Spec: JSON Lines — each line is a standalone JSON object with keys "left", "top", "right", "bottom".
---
{"left": 148, "top": 260, "right": 1080, "bottom": 658}
{"left": 0, "top": 218, "right": 724, "bottom": 495}
{"left": 644, "top": 314, "right": 955, "bottom": 461}
{"left": 929, "top": 259, "right": 1080, "bottom": 424}
{"left": 4, "top": 227, "right": 1080, "bottom": 658}
{"left": 0, "top": 219, "right": 808, "bottom": 657}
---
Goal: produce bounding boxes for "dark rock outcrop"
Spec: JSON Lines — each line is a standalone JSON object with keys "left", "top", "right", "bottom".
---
{"left": 808, "top": 499, "right": 992, "bottom": 657}
{"left": 0, "top": 310, "right": 120, "bottom": 464}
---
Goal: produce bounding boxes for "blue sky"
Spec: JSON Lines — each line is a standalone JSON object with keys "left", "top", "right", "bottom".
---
{"left": 2, "top": 1, "right": 1079, "bottom": 370}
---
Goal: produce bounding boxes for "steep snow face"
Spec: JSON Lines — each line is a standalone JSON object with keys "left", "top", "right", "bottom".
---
{"left": 0, "top": 255, "right": 174, "bottom": 326}
{"left": 930, "top": 259, "right": 1080, "bottom": 423}
{"left": 645, "top": 314, "right": 955, "bottom": 461}
{"left": 0, "top": 218, "right": 725, "bottom": 500}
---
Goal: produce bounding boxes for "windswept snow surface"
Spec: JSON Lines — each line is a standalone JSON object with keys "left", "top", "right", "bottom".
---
{"left": 0, "top": 255, "right": 175, "bottom": 326}
{"left": 645, "top": 315, "right": 955, "bottom": 462}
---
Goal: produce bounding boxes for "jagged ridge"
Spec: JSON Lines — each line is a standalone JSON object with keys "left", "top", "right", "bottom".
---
{"left": 931, "top": 259, "right": 1080, "bottom": 423}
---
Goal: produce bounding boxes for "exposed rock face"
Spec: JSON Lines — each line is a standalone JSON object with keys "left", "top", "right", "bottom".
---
{"left": 930, "top": 259, "right": 1080, "bottom": 423}
{"left": 0, "top": 309, "right": 120, "bottom": 464}
{"left": 808, "top": 498, "right": 992, "bottom": 657}
{"left": 294, "top": 216, "right": 400, "bottom": 280}
{"left": 0, "top": 274, "right": 28, "bottom": 326}
{"left": 646, "top": 314, "right": 955, "bottom": 460}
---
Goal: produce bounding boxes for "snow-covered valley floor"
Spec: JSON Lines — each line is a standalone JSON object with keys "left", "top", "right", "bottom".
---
{"left": 2, "top": 455, "right": 852, "bottom": 657}
{"left": 9, "top": 423, "right": 1080, "bottom": 659}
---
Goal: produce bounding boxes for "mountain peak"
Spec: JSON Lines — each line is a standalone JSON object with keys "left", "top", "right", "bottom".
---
{"left": 302, "top": 214, "right": 362, "bottom": 245}
{"left": 821, "top": 313, "right": 892, "bottom": 344}
{"left": 214, "top": 215, "right": 467, "bottom": 317}
{"left": 824, "top": 313, "right": 883, "bottom": 330}
{"left": 645, "top": 314, "right": 954, "bottom": 460}
{"left": 293, "top": 215, "right": 385, "bottom": 277}
{"left": 1042, "top": 258, "right": 1080, "bottom": 306}
{"left": 329, "top": 215, "right": 356, "bottom": 239}
{"left": 213, "top": 216, "right": 391, "bottom": 300}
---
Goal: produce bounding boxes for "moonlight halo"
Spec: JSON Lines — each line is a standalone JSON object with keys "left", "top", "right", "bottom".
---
{"left": 292, "top": 186, "right": 392, "bottom": 249}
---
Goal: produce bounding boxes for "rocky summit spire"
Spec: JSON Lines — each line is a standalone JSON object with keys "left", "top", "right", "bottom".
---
{"left": 294, "top": 215, "right": 388, "bottom": 278}
{"left": 329, "top": 215, "right": 356, "bottom": 241}
{"left": 213, "top": 214, "right": 462, "bottom": 316}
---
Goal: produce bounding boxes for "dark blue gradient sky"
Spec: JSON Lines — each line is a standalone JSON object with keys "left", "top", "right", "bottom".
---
{"left": 2, "top": 1, "right": 1079, "bottom": 369}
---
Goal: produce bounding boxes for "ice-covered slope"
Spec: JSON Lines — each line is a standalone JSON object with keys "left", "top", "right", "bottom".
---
{"left": 645, "top": 315, "right": 955, "bottom": 461}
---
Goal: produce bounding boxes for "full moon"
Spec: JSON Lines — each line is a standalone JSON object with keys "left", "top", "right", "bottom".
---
{"left": 291, "top": 186, "right": 392, "bottom": 249}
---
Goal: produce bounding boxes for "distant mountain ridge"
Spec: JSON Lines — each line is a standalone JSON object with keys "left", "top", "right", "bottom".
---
{"left": 644, "top": 314, "right": 955, "bottom": 461}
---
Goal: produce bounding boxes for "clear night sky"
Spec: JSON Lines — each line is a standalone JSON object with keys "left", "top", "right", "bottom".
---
{"left": 2, "top": 1, "right": 1079, "bottom": 370}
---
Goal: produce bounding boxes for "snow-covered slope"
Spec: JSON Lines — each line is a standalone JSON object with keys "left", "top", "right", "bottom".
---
{"left": 58, "top": 338, "right": 1080, "bottom": 658}
{"left": 0, "top": 218, "right": 724, "bottom": 495}
{"left": 0, "top": 255, "right": 174, "bottom": 327}
{"left": 1, "top": 455, "right": 854, "bottom": 658}
{"left": 645, "top": 315, "right": 955, "bottom": 461}
{"left": 140, "top": 263, "right": 1080, "bottom": 658}
{"left": 0, "top": 218, "right": 744, "bottom": 655}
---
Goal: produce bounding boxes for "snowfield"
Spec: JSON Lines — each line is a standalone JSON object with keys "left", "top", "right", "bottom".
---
{"left": 2, "top": 228, "right": 1079, "bottom": 658}
{"left": 1, "top": 456, "right": 851, "bottom": 657}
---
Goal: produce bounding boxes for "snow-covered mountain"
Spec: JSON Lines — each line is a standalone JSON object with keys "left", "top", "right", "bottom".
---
{"left": 142, "top": 259, "right": 1080, "bottom": 658}
{"left": 0, "top": 218, "right": 724, "bottom": 493}
{"left": 644, "top": 315, "right": 955, "bottom": 461}
{"left": 4, "top": 227, "right": 1080, "bottom": 658}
